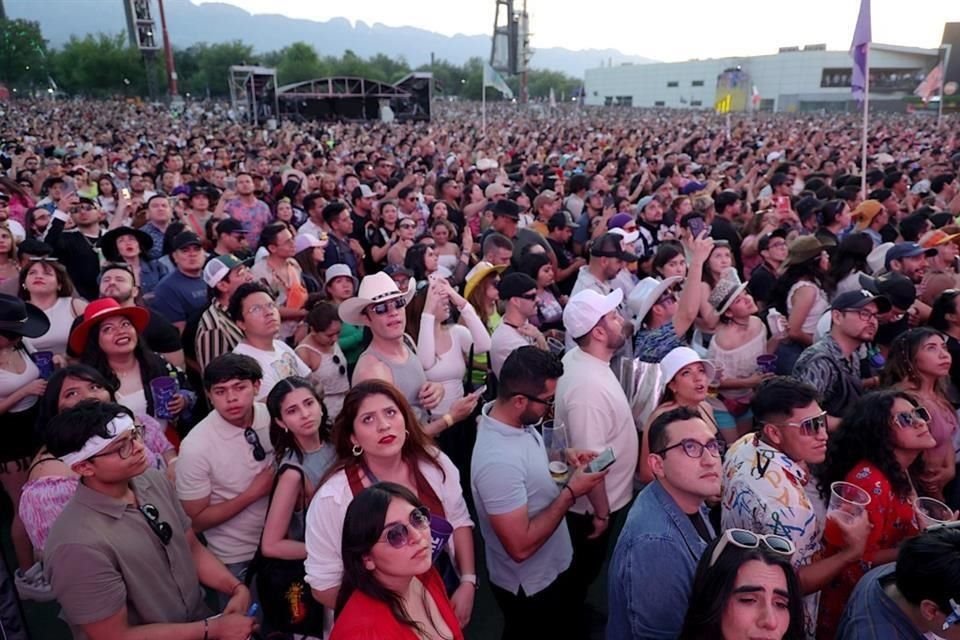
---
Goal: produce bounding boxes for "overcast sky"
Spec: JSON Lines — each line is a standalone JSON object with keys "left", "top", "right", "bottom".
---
{"left": 194, "top": 0, "right": 957, "bottom": 62}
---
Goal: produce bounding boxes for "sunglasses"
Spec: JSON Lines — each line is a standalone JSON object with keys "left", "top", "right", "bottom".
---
{"left": 244, "top": 427, "right": 267, "bottom": 462}
{"left": 656, "top": 437, "right": 724, "bottom": 459}
{"left": 399, "top": 222, "right": 416, "bottom": 229}
{"left": 709, "top": 529, "right": 795, "bottom": 568}
{"left": 139, "top": 503, "right": 173, "bottom": 545}
{"left": 332, "top": 353, "right": 346, "bottom": 376}
{"left": 518, "top": 292, "right": 538, "bottom": 301}
{"left": 894, "top": 406, "right": 931, "bottom": 429}
{"left": 368, "top": 297, "right": 407, "bottom": 315}
{"left": 771, "top": 410, "right": 828, "bottom": 437}
{"left": 27, "top": 256, "right": 59, "bottom": 263}
{"left": 655, "top": 291, "right": 677, "bottom": 306}
{"left": 377, "top": 505, "right": 431, "bottom": 549}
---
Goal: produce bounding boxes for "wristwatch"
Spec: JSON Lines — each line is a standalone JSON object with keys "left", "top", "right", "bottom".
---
{"left": 460, "top": 573, "right": 478, "bottom": 586}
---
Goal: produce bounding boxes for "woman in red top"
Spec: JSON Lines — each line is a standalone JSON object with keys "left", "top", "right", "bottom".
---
{"left": 331, "top": 482, "right": 464, "bottom": 640}
{"left": 815, "top": 389, "right": 937, "bottom": 637}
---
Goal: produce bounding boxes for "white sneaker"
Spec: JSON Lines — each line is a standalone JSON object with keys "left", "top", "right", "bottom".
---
{"left": 15, "top": 562, "right": 55, "bottom": 602}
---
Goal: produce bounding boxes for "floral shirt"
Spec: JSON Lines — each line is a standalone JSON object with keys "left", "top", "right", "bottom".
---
{"left": 721, "top": 434, "right": 825, "bottom": 639}
{"left": 816, "top": 461, "right": 918, "bottom": 639}
{"left": 224, "top": 197, "right": 272, "bottom": 247}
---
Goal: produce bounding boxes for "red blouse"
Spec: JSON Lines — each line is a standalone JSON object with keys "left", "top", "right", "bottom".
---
{"left": 330, "top": 567, "right": 464, "bottom": 640}
{"left": 816, "top": 460, "right": 918, "bottom": 638}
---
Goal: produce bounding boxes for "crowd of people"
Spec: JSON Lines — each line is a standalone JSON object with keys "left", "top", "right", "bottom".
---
{"left": 0, "top": 96, "right": 959, "bottom": 640}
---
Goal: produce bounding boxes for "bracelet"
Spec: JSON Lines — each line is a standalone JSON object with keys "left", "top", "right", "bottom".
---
{"left": 460, "top": 573, "right": 478, "bottom": 586}
{"left": 442, "top": 413, "right": 455, "bottom": 428}
{"left": 594, "top": 513, "right": 610, "bottom": 521}
{"left": 564, "top": 485, "right": 576, "bottom": 502}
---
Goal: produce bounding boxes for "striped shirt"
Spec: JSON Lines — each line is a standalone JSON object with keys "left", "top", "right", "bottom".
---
{"left": 194, "top": 302, "right": 244, "bottom": 372}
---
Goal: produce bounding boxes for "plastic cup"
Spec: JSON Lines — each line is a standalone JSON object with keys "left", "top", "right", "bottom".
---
{"left": 914, "top": 497, "right": 956, "bottom": 530}
{"left": 429, "top": 513, "right": 454, "bottom": 561}
{"left": 31, "top": 351, "right": 54, "bottom": 379}
{"left": 756, "top": 354, "right": 777, "bottom": 374}
{"left": 150, "top": 376, "right": 179, "bottom": 420}
{"left": 546, "top": 336, "right": 565, "bottom": 355}
{"left": 824, "top": 481, "right": 871, "bottom": 547}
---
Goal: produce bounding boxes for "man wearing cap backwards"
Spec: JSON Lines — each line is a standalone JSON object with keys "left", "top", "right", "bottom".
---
{"left": 345, "top": 272, "right": 476, "bottom": 436}
{"left": 852, "top": 200, "right": 888, "bottom": 248}
{"left": 527, "top": 190, "right": 562, "bottom": 236}
{"left": 43, "top": 402, "right": 256, "bottom": 640}
{"left": 149, "top": 231, "right": 209, "bottom": 332}
{"left": 571, "top": 232, "right": 635, "bottom": 302}
{"left": 521, "top": 163, "right": 545, "bottom": 202}
{"left": 630, "top": 232, "right": 715, "bottom": 362}
{"left": 490, "top": 272, "right": 548, "bottom": 379}
{"left": 44, "top": 195, "right": 106, "bottom": 301}
{"left": 793, "top": 290, "right": 890, "bottom": 430}
{"left": 194, "top": 255, "right": 254, "bottom": 372}
{"left": 555, "top": 288, "right": 638, "bottom": 634}
{"left": 481, "top": 199, "right": 553, "bottom": 264}
{"left": 747, "top": 228, "right": 788, "bottom": 310}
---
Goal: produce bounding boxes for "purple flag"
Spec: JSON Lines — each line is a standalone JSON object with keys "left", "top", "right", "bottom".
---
{"left": 850, "top": 0, "right": 872, "bottom": 101}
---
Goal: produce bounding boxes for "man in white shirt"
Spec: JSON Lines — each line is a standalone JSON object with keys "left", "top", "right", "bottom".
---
{"left": 228, "top": 282, "right": 310, "bottom": 400}
{"left": 176, "top": 353, "right": 274, "bottom": 593}
{"left": 489, "top": 272, "right": 546, "bottom": 379}
{"left": 555, "top": 288, "right": 639, "bottom": 635}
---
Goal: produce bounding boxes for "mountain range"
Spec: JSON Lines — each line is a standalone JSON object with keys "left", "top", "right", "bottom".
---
{"left": 5, "top": 0, "right": 655, "bottom": 77}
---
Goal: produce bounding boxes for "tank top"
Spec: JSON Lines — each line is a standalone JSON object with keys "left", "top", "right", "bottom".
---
{"left": 0, "top": 350, "right": 41, "bottom": 413}
{"left": 24, "top": 297, "right": 77, "bottom": 356}
{"left": 708, "top": 323, "right": 768, "bottom": 401}
{"left": 296, "top": 342, "right": 350, "bottom": 421}
{"left": 787, "top": 280, "right": 829, "bottom": 336}
{"left": 362, "top": 341, "right": 429, "bottom": 422}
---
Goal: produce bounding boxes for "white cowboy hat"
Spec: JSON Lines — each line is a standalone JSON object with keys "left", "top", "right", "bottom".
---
{"left": 338, "top": 271, "right": 416, "bottom": 326}
{"left": 627, "top": 276, "right": 682, "bottom": 329}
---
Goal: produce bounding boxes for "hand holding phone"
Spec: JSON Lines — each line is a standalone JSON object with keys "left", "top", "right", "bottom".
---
{"left": 586, "top": 447, "right": 616, "bottom": 474}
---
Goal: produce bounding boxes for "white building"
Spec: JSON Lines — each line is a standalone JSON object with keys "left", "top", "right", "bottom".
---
{"left": 584, "top": 43, "right": 942, "bottom": 112}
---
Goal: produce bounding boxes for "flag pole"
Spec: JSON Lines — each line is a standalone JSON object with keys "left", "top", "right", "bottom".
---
{"left": 482, "top": 83, "right": 487, "bottom": 139}
{"left": 860, "top": 43, "right": 870, "bottom": 200}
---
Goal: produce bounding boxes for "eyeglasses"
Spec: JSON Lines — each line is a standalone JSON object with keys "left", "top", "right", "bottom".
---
{"left": 377, "top": 505, "right": 431, "bottom": 549}
{"left": 88, "top": 425, "right": 145, "bottom": 460}
{"left": 516, "top": 392, "right": 555, "bottom": 408}
{"left": 245, "top": 301, "right": 278, "bottom": 317}
{"left": 708, "top": 528, "right": 795, "bottom": 568}
{"left": 138, "top": 503, "right": 173, "bottom": 545}
{"left": 894, "top": 406, "right": 931, "bottom": 429}
{"left": 368, "top": 297, "right": 407, "bottom": 315}
{"left": 770, "top": 411, "right": 828, "bottom": 437}
{"left": 843, "top": 309, "right": 879, "bottom": 322}
{"left": 244, "top": 427, "right": 267, "bottom": 462}
{"left": 332, "top": 353, "right": 346, "bottom": 376}
{"left": 657, "top": 437, "right": 724, "bottom": 458}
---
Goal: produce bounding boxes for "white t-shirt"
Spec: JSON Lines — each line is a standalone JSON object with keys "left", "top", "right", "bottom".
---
{"left": 233, "top": 340, "right": 311, "bottom": 400}
{"left": 303, "top": 450, "right": 473, "bottom": 592}
{"left": 555, "top": 347, "right": 639, "bottom": 513}
{"left": 489, "top": 321, "right": 533, "bottom": 379}
{"left": 175, "top": 403, "right": 273, "bottom": 564}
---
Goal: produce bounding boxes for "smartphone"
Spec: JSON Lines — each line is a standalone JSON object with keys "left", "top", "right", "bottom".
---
{"left": 687, "top": 215, "right": 707, "bottom": 238}
{"left": 474, "top": 385, "right": 487, "bottom": 398}
{"left": 587, "top": 447, "right": 616, "bottom": 473}
{"left": 121, "top": 187, "right": 131, "bottom": 200}
{"left": 774, "top": 195, "right": 790, "bottom": 214}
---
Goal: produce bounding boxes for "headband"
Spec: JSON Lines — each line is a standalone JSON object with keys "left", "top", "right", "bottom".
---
{"left": 60, "top": 414, "right": 135, "bottom": 467}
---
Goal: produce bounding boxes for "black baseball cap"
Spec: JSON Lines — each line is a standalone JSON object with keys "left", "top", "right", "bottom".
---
{"left": 547, "top": 212, "right": 577, "bottom": 230}
{"left": 215, "top": 218, "right": 248, "bottom": 236}
{"left": 758, "top": 228, "right": 788, "bottom": 251}
{"left": 492, "top": 199, "right": 520, "bottom": 221}
{"left": 858, "top": 272, "right": 916, "bottom": 310}
{"left": 830, "top": 289, "right": 891, "bottom": 313}
{"left": 590, "top": 232, "right": 638, "bottom": 262}
{"left": 525, "top": 163, "right": 543, "bottom": 176}
{"left": 497, "top": 272, "right": 538, "bottom": 300}
{"left": 171, "top": 231, "right": 203, "bottom": 251}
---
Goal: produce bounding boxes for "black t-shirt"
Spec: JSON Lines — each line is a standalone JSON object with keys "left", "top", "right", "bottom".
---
{"left": 748, "top": 263, "right": 778, "bottom": 308}
{"left": 688, "top": 511, "right": 712, "bottom": 543}
{"left": 547, "top": 236, "right": 577, "bottom": 295}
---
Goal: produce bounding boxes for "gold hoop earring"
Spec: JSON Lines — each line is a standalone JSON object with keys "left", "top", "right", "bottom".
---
{"left": 352, "top": 444, "right": 363, "bottom": 457}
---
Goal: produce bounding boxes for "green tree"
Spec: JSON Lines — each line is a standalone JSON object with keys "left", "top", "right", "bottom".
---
{"left": 50, "top": 33, "right": 153, "bottom": 97}
{"left": 0, "top": 18, "right": 50, "bottom": 88}
{"left": 181, "top": 40, "right": 255, "bottom": 97}
{"left": 275, "top": 42, "right": 327, "bottom": 85}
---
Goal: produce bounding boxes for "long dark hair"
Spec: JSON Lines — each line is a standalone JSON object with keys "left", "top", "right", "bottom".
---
{"left": 321, "top": 380, "right": 444, "bottom": 486}
{"left": 880, "top": 327, "right": 951, "bottom": 399}
{"left": 828, "top": 232, "right": 872, "bottom": 283}
{"left": 37, "top": 364, "right": 118, "bottom": 440}
{"left": 266, "top": 376, "right": 329, "bottom": 464}
{"left": 80, "top": 322, "right": 178, "bottom": 419}
{"left": 679, "top": 538, "right": 806, "bottom": 640}
{"left": 817, "top": 389, "right": 926, "bottom": 501}
{"left": 771, "top": 257, "right": 829, "bottom": 316}
{"left": 336, "top": 482, "right": 452, "bottom": 639}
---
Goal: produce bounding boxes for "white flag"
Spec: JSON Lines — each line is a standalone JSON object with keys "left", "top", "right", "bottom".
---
{"left": 483, "top": 62, "right": 514, "bottom": 99}
{"left": 914, "top": 63, "right": 943, "bottom": 104}
{"left": 549, "top": 87, "right": 556, "bottom": 107}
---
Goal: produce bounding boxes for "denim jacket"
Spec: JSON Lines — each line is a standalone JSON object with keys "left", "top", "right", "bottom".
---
{"left": 607, "top": 480, "right": 715, "bottom": 640}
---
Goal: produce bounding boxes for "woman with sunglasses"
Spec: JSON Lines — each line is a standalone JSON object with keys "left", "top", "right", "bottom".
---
{"left": 19, "top": 258, "right": 86, "bottom": 358}
{"left": 814, "top": 389, "right": 938, "bottom": 638}
{"left": 679, "top": 529, "right": 805, "bottom": 640}
{"left": 331, "top": 482, "right": 463, "bottom": 640}
{"left": 305, "top": 380, "right": 476, "bottom": 628}
{"left": 20, "top": 365, "right": 175, "bottom": 556}
{"left": 639, "top": 347, "right": 725, "bottom": 484}
{"left": 881, "top": 328, "right": 959, "bottom": 503}
{"left": 387, "top": 215, "right": 419, "bottom": 267}
{"left": 296, "top": 302, "right": 350, "bottom": 420}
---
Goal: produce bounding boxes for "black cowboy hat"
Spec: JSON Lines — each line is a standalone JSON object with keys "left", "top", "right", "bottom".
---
{"left": 0, "top": 294, "right": 50, "bottom": 338}
{"left": 100, "top": 226, "right": 154, "bottom": 262}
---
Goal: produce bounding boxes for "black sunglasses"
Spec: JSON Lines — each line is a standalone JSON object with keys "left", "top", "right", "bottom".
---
{"left": 332, "top": 353, "right": 346, "bottom": 376}
{"left": 244, "top": 427, "right": 266, "bottom": 462}
{"left": 139, "top": 503, "right": 173, "bottom": 545}
{"left": 368, "top": 297, "right": 407, "bottom": 315}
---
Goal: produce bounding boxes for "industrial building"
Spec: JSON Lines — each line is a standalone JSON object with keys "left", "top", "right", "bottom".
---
{"left": 583, "top": 23, "right": 960, "bottom": 113}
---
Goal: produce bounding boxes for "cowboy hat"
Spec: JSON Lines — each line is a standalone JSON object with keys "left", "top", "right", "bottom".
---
{"left": 627, "top": 276, "right": 682, "bottom": 328}
{"left": 338, "top": 272, "right": 416, "bottom": 327}
{"left": 464, "top": 261, "right": 507, "bottom": 301}
{"left": 68, "top": 298, "right": 150, "bottom": 355}
{"left": 0, "top": 294, "right": 49, "bottom": 338}
{"left": 100, "top": 226, "right": 154, "bottom": 262}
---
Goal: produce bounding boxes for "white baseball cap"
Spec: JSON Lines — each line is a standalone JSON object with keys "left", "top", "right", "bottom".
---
{"left": 659, "top": 346, "right": 716, "bottom": 385}
{"left": 562, "top": 288, "right": 623, "bottom": 339}
{"left": 202, "top": 254, "right": 247, "bottom": 287}
{"left": 294, "top": 233, "right": 327, "bottom": 254}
